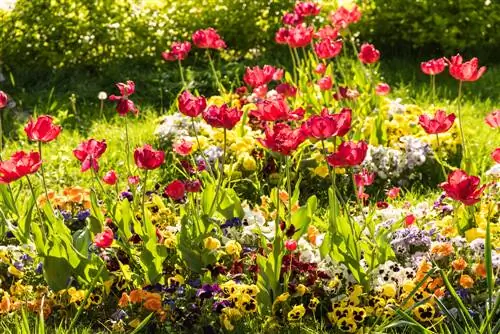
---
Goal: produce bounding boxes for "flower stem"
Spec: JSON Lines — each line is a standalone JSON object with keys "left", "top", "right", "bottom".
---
{"left": 142, "top": 170, "right": 148, "bottom": 222}
{"left": 285, "top": 155, "right": 293, "bottom": 225}
{"left": 178, "top": 59, "right": 187, "bottom": 88}
{"left": 321, "top": 139, "right": 337, "bottom": 234}
{"left": 431, "top": 75, "right": 436, "bottom": 105}
{"left": 435, "top": 134, "right": 447, "bottom": 180}
{"left": 206, "top": 50, "right": 224, "bottom": 93}
{"left": 124, "top": 117, "right": 132, "bottom": 176}
{"left": 25, "top": 175, "right": 46, "bottom": 239}
{"left": 209, "top": 128, "right": 226, "bottom": 215}
{"left": 457, "top": 81, "right": 467, "bottom": 159}
{"left": 288, "top": 46, "right": 298, "bottom": 83}
{"left": 38, "top": 142, "right": 52, "bottom": 210}
{"left": 191, "top": 118, "right": 214, "bottom": 178}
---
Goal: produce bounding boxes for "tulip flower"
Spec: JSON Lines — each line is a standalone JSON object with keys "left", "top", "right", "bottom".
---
{"left": 440, "top": 169, "right": 486, "bottom": 205}
{"left": 358, "top": 43, "right": 380, "bottom": 64}
{"left": 94, "top": 228, "right": 114, "bottom": 248}
{"left": 275, "top": 27, "right": 290, "bottom": 45}
{"left": 283, "top": 12, "right": 304, "bottom": 26}
{"left": 134, "top": 144, "right": 165, "bottom": 170}
{"left": 287, "top": 24, "right": 314, "bottom": 48}
{"left": 73, "top": 139, "right": 107, "bottom": 172}
{"left": 314, "top": 38, "right": 342, "bottom": 59}
{"left": 418, "top": 110, "right": 456, "bottom": 134}
{"left": 421, "top": 58, "right": 447, "bottom": 76}
{"left": 302, "top": 108, "right": 351, "bottom": 140}
{"left": 165, "top": 180, "right": 186, "bottom": 201}
{"left": 375, "top": 83, "right": 391, "bottom": 96}
{"left": 326, "top": 141, "right": 368, "bottom": 167}
{"left": 251, "top": 97, "right": 303, "bottom": 122}
{"left": 386, "top": 187, "right": 400, "bottom": 199}
{"left": 285, "top": 239, "right": 298, "bottom": 251}
{"left": 102, "top": 170, "right": 118, "bottom": 185}
{"left": 178, "top": 91, "right": 207, "bottom": 118}
{"left": 192, "top": 28, "right": 226, "bottom": 49}
{"left": 447, "top": 54, "right": 486, "bottom": 82}
{"left": 354, "top": 168, "right": 375, "bottom": 200}
{"left": 294, "top": 2, "right": 321, "bottom": 17}
{"left": 108, "top": 80, "right": 138, "bottom": 116}
{"left": 161, "top": 41, "right": 191, "bottom": 61}
{"left": 314, "top": 25, "right": 339, "bottom": 40}
{"left": 0, "top": 90, "right": 7, "bottom": 109}
{"left": 259, "top": 123, "right": 306, "bottom": 156}
{"left": 24, "top": 115, "right": 61, "bottom": 143}
{"left": 243, "top": 65, "right": 283, "bottom": 88}
{"left": 276, "top": 83, "right": 297, "bottom": 98}
{"left": 173, "top": 138, "right": 193, "bottom": 156}
{"left": 314, "top": 63, "right": 327, "bottom": 74}
{"left": 0, "top": 151, "right": 42, "bottom": 184}
{"left": 185, "top": 179, "right": 202, "bottom": 193}
{"left": 330, "top": 5, "right": 361, "bottom": 29}
{"left": 318, "top": 76, "right": 333, "bottom": 91}
{"left": 202, "top": 104, "right": 242, "bottom": 130}
{"left": 405, "top": 214, "right": 416, "bottom": 227}
{"left": 492, "top": 148, "right": 500, "bottom": 163}
{"left": 485, "top": 110, "right": 500, "bottom": 129}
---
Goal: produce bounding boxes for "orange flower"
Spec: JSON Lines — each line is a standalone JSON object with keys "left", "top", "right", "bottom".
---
{"left": 118, "top": 292, "right": 130, "bottom": 308}
{"left": 0, "top": 293, "right": 11, "bottom": 314}
{"left": 415, "top": 259, "right": 432, "bottom": 282}
{"left": 143, "top": 293, "right": 162, "bottom": 312}
{"left": 279, "top": 190, "right": 289, "bottom": 204}
{"left": 434, "top": 287, "right": 446, "bottom": 298}
{"left": 307, "top": 225, "right": 319, "bottom": 245}
{"left": 459, "top": 274, "right": 474, "bottom": 289}
{"left": 430, "top": 242, "right": 454, "bottom": 257}
{"left": 129, "top": 290, "right": 148, "bottom": 304}
{"left": 451, "top": 258, "right": 468, "bottom": 271}
{"left": 473, "top": 262, "right": 487, "bottom": 278}
{"left": 428, "top": 277, "right": 443, "bottom": 291}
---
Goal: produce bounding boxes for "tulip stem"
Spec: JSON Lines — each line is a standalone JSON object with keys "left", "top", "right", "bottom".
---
{"left": 178, "top": 59, "right": 187, "bottom": 89}
{"left": 142, "top": 170, "right": 148, "bottom": 223}
{"left": 206, "top": 50, "right": 224, "bottom": 93}
{"left": 321, "top": 139, "right": 337, "bottom": 234}
{"left": 457, "top": 80, "right": 467, "bottom": 161}
{"left": 209, "top": 128, "right": 226, "bottom": 215}
{"left": 38, "top": 142, "right": 52, "bottom": 211}
{"left": 285, "top": 155, "right": 293, "bottom": 225}
{"left": 431, "top": 75, "right": 436, "bottom": 105}
{"left": 435, "top": 134, "right": 447, "bottom": 180}
{"left": 124, "top": 117, "right": 132, "bottom": 176}
{"left": 25, "top": 175, "right": 46, "bottom": 239}
{"left": 191, "top": 118, "right": 215, "bottom": 178}
{"left": 288, "top": 46, "right": 298, "bottom": 83}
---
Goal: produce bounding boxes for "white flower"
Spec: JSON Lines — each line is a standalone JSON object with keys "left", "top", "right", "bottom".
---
{"left": 98, "top": 91, "right": 107, "bottom": 100}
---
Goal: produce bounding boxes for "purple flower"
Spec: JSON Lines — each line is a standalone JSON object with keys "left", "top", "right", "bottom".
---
{"left": 196, "top": 283, "right": 221, "bottom": 299}
{"left": 120, "top": 191, "right": 133, "bottom": 201}
{"left": 76, "top": 209, "right": 90, "bottom": 221}
{"left": 212, "top": 299, "right": 231, "bottom": 313}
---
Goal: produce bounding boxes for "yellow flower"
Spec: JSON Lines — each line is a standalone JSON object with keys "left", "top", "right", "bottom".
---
{"left": 208, "top": 96, "right": 225, "bottom": 107}
{"left": 129, "top": 318, "right": 141, "bottom": 328}
{"left": 351, "top": 307, "right": 367, "bottom": 323}
{"left": 7, "top": 265, "right": 24, "bottom": 278}
{"left": 242, "top": 155, "right": 257, "bottom": 171}
{"left": 287, "top": 304, "right": 305, "bottom": 321}
{"left": 336, "top": 317, "right": 357, "bottom": 333}
{"left": 293, "top": 284, "right": 308, "bottom": 297}
{"left": 465, "top": 228, "right": 485, "bottom": 242}
{"left": 204, "top": 237, "right": 221, "bottom": 250}
{"left": 378, "top": 283, "right": 397, "bottom": 299}
{"left": 68, "top": 288, "right": 86, "bottom": 305}
{"left": 276, "top": 292, "right": 290, "bottom": 302}
{"left": 225, "top": 240, "right": 242, "bottom": 258}
{"left": 413, "top": 302, "right": 435, "bottom": 322}
{"left": 313, "top": 165, "right": 329, "bottom": 178}
{"left": 242, "top": 284, "right": 259, "bottom": 297}
{"left": 236, "top": 294, "right": 258, "bottom": 313}
{"left": 308, "top": 297, "right": 319, "bottom": 310}
{"left": 221, "top": 281, "right": 239, "bottom": 296}
{"left": 348, "top": 285, "right": 363, "bottom": 306}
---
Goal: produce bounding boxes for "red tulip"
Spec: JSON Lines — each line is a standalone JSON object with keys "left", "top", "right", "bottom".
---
{"left": 161, "top": 41, "right": 191, "bottom": 61}
{"left": 314, "top": 25, "right": 339, "bottom": 40}
{"left": 418, "top": 110, "right": 456, "bottom": 134}
{"left": 447, "top": 54, "right": 486, "bottom": 82}
{"left": 73, "top": 139, "right": 107, "bottom": 172}
{"left": 185, "top": 179, "right": 202, "bottom": 193}
{"left": 326, "top": 141, "right": 368, "bottom": 167}
{"left": 259, "top": 123, "right": 306, "bottom": 156}
{"left": 0, "top": 151, "right": 42, "bottom": 184}
{"left": 24, "top": 115, "right": 62, "bottom": 143}
{"left": 202, "top": 104, "right": 242, "bottom": 130}
{"left": 485, "top": 110, "right": 500, "bottom": 129}
{"left": 0, "top": 90, "right": 7, "bottom": 109}
{"left": 192, "top": 28, "right": 226, "bottom": 49}
{"left": 302, "top": 108, "right": 351, "bottom": 139}
{"left": 333, "top": 86, "right": 359, "bottom": 101}
{"left": 318, "top": 76, "right": 333, "bottom": 91}
{"left": 405, "top": 214, "right": 416, "bottom": 227}
{"left": 440, "top": 169, "right": 486, "bottom": 205}
{"left": 386, "top": 187, "right": 400, "bottom": 199}
{"left": 314, "top": 38, "right": 342, "bottom": 59}
{"left": 276, "top": 83, "right": 297, "bottom": 98}
{"left": 420, "top": 58, "right": 447, "bottom": 75}
{"left": 134, "top": 144, "right": 165, "bottom": 170}
{"left": 251, "top": 97, "right": 303, "bottom": 122}
{"left": 358, "top": 43, "right": 380, "bottom": 64}
{"left": 94, "top": 228, "right": 114, "bottom": 248}
{"left": 287, "top": 24, "right": 314, "bottom": 48}
{"left": 314, "top": 63, "right": 327, "bottom": 74}
{"left": 330, "top": 5, "right": 361, "bottom": 29}
{"left": 128, "top": 175, "right": 140, "bottom": 185}
{"left": 285, "top": 239, "right": 297, "bottom": 251}
{"left": 275, "top": 27, "right": 290, "bottom": 45}
{"left": 283, "top": 12, "right": 304, "bottom": 26}
{"left": 108, "top": 80, "right": 138, "bottom": 116}
{"left": 173, "top": 138, "right": 193, "bottom": 156}
{"left": 165, "top": 180, "right": 186, "bottom": 201}
{"left": 253, "top": 85, "right": 268, "bottom": 98}
{"left": 294, "top": 1, "right": 321, "bottom": 17}
{"left": 103, "top": 170, "right": 118, "bottom": 185}
{"left": 178, "top": 91, "right": 207, "bottom": 118}
{"left": 375, "top": 83, "right": 391, "bottom": 96}
{"left": 354, "top": 168, "right": 375, "bottom": 187}
{"left": 492, "top": 148, "right": 500, "bottom": 163}
{"left": 243, "top": 65, "right": 283, "bottom": 88}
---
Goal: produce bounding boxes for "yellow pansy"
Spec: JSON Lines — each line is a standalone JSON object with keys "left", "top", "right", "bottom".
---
{"left": 287, "top": 304, "right": 305, "bottom": 321}
{"left": 313, "top": 165, "right": 329, "bottom": 178}
{"left": 225, "top": 240, "right": 242, "bottom": 257}
{"left": 204, "top": 237, "right": 221, "bottom": 250}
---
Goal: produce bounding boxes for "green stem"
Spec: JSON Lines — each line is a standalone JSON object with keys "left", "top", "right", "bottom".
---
{"left": 206, "top": 50, "right": 224, "bottom": 93}
{"left": 25, "top": 175, "right": 46, "bottom": 239}
{"left": 178, "top": 59, "right": 186, "bottom": 88}
{"left": 38, "top": 142, "right": 52, "bottom": 210}
{"left": 321, "top": 139, "right": 337, "bottom": 234}
{"left": 288, "top": 46, "right": 298, "bottom": 83}
{"left": 124, "top": 117, "right": 132, "bottom": 176}
{"left": 435, "top": 134, "right": 447, "bottom": 180}
{"left": 142, "top": 170, "right": 148, "bottom": 222}
{"left": 191, "top": 118, "right": 215, "bottom": 178}
{"left": 209, "top": 128, "right": 226, "bottom": 215}
{"left": 285, "top": 155, "right": 292, "bottom": 225}
{"left": 67, "top": 261, "right": 106, "bottom": 333}
{"left": 457, "top": 81, "right": 466, "bottom": 158}
{"left": 431, "top": 75, "right": 436, "bottom": 105}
